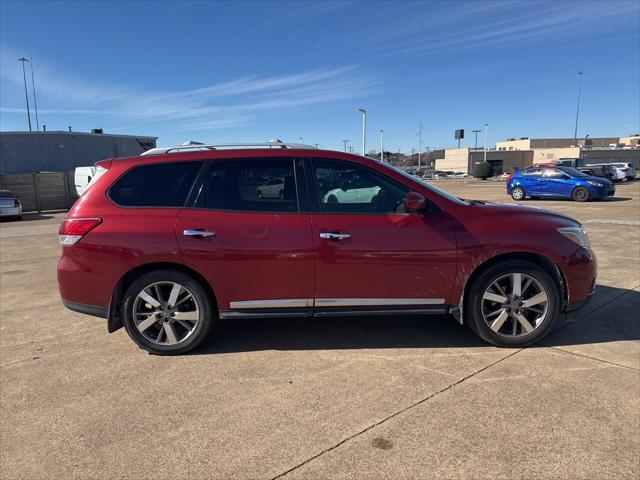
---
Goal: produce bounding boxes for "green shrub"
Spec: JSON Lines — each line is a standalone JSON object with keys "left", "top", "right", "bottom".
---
{"left": 472, "top": 161, "right": 493, "bottom": 179}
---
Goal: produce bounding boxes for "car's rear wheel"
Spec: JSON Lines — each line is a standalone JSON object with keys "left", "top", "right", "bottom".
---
{"left": 466, "top": 261, "right": 560, "bottom": 347}
{"left": 122, "top": 270, "right": 215, "bottom": 355}
{"left": 572, "top": 186, "right": 590, "bottom": 202}
{"left": 510, "top": 186, "right": 525, "bottom": 201}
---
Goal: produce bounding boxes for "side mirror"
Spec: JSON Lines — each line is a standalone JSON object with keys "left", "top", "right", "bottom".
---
{"left": 404, "top": 191, "right": 427, "bottom": 214}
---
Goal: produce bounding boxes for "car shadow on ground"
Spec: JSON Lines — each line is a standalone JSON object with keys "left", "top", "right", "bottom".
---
{"left": 191, "top": 285, "right": 639, "bottom": 355}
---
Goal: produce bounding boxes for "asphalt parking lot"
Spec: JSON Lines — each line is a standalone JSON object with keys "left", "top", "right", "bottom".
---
{"left": 1, "top": 180, "right": 638, "bottom": 480}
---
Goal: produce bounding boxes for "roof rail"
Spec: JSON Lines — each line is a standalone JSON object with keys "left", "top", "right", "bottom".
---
{"left": 141, "top": 140, "right": 317, "bottom": 156}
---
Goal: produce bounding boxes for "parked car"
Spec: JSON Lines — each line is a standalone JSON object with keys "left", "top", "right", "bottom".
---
{"left": 58, "top": 141, "right": 597, "bottom": 354}
{"left": 577, "top": 164, "right": 615, "bottom": 181}
{"left": 610, "top": 162, "right": 637, "bottom": 180}
{"left": 508, "top": 166, "right": 615, "bottom": 202}
{"left": 586, "top": 163, "right": 626, "bottom": 182}
{"left": 256, "top": 177, "right": 285, "bottom": 199}
{"left": 0, "top": 190, "right": 22, "bottom": 220}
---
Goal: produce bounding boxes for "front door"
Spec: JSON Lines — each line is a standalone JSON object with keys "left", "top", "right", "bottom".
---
{"left": 307, "top": 158, "right": 458, "bottom": 314}
{"left": 176, "top": 157, "right": 315, "bottom": 318}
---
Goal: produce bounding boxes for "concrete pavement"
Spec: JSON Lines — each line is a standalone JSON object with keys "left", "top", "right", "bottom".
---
{"left": 1, "top": 181, "right": 638, "bottom": 479}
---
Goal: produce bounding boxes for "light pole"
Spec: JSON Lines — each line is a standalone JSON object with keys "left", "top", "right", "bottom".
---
{"left": 18, "top": 57, "right": 32, "bottom": 132}
{"left": 379, "top": 129, "right": 384, "bottom": 162}
{"left": 29, "top": 55, "right": 39, "bottom": 131}
{"left": 342, "top": 139, "right": 350, "bottom": 152}
{"left": 573, "top": 70, "right": 584, "bottom": 146}
{"left": 472, "top": 129, "right": 481, "bottom": 150}
{"left": 299, "top": 136, "right": 303, "bottom": 144}
{"left": 483, "top": 123, "right": 488, "bottom": 162}
{"left": 417, "top": 120, "right": 423, "bottom": 171}
{"left": 357, "top": 108, "right": 366, "bottom": 155}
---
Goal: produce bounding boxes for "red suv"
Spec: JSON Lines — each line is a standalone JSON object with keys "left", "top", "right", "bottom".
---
{"left": 58, "top": 142, "right": 596, "bottom": 354}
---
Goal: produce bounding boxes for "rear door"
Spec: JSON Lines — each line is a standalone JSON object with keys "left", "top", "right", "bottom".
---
{"left": 520, "top": 168, "right": 544, "bottom": 194}
{"left": 175, "top": 157, "right": 315, "bottom": 318}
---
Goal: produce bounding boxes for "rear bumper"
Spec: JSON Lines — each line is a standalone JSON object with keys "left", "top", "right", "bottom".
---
{"left": 61, "top": 299, "right": 108, "bottom": 319}
{"left": 0, "top": 206, "right": 22, "bottom": 217}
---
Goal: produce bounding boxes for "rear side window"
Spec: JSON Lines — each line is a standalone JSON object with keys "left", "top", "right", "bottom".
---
{"left": 195, "top": 158, "right": 298, "bottom": 212}
{"left": 109, "top": 161, "right": 202, "bottom": 207}
{"left": 522, "top": 168, "right": 543, "bottom": 177}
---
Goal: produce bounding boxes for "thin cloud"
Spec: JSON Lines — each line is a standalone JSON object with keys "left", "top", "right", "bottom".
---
{"left": 0, "top": 43, "right": 383, "bottom": 132}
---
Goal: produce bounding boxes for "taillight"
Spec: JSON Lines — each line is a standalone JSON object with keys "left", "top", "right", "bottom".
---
{"left": 59, "top": 218, "right": 102, "bottom": 246}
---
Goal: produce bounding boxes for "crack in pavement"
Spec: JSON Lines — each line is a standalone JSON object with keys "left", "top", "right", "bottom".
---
{"left": 270, "top": 348, "right": 523, "bottom": 480}
{"left": 543, "top": 346, "right": 640, "bottom": 372}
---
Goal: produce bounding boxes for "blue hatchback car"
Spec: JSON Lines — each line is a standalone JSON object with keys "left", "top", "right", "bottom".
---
{"left": 507, "top": 166, "right": 615, "bottom": 202}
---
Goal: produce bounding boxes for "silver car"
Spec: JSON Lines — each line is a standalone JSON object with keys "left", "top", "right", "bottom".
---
{"left": 0, "top": 190, "right": 22, "bottom": 220}
{"left": 611, "top": 163, "right": 637, "bottom": 181}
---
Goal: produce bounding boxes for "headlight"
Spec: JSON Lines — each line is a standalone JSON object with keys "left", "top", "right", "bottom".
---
{"left": 557, "top": 226, "right": 590, "bottom": 248}
{"left": 587, "top": 181, "right": 603, "bottom": 187}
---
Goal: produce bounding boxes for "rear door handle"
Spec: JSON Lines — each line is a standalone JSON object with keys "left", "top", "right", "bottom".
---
{"left": 320, "top": 232, "right": 351, "bottom": 240}
{"left": 183, "top": 229, "right": 216, "bottom": 238}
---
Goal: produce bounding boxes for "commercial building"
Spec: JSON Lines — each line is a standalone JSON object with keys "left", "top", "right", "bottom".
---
{"left": 435, "top": 148, "right": 534, "bottom": 175}
{"left": 0, "top": 130, "right": 157, "bottom": 174}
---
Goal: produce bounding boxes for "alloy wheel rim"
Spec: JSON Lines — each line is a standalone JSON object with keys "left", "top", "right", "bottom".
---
{"left": 513, "top": 188, "right": 523, "bottom": 199}
{"left": 132, "top": 281, "right": 200, "bottom": 345}
{"left": 481, "top": 273, "right": 549, "bottom": 338}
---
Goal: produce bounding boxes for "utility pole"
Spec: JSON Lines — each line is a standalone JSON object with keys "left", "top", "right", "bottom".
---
{"left": 379, "top": 129, "right": 384, "bottom": 162}
{"left": 342, "top": 139, "right": 350, "bottom": 152}
{"left": 472, "top": 129, "right": 481, "bottom": 150}
{"left": 417, "top": 120, "right": 423, "bottom": 171}
{"left": 18, "top": 57, "right": 32, "bottom": 132}
{"left": 29, "top": 55, "right": 39, "bottom": 131}
{"left": 483, "top": 123, "right": 488, "bottom": 162}
{"left": 574, "top": 70, "right": 584, "bottom": 146}
{"left": 357, "top": 108, "right": 366, "bottom": 155}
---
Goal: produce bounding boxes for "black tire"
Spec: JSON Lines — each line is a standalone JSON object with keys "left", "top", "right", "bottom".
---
{"left": 510, "top": 186, "right": 525, "bottom": 201}
{"left": 571, "top": 186, "right": 590, "bottom": 202}
{"left": 327, "top": 194, "right": 338, "bottom": 204}
{"left": 465, "top": 261, "right": 560, "bottom": 347}
{"left": 122, "top": 269, "right": 215, "bottom": 355}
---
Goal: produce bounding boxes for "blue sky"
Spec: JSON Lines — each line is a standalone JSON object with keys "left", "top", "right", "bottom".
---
{"left": 1, "top": 0, "right": 639, "bottom": 152}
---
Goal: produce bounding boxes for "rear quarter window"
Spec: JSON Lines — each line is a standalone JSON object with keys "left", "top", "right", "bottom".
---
{"left": 108, "top": 161, "right": 202, "bottom": 207}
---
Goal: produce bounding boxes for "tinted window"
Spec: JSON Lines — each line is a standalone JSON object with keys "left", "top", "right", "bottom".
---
{"left": 312, "top": 159, "right": 408, "bottom": 213}
{"left": 0, "top": 191, "right": 14, "bottom": 199}
{"left": 543, "top": 168, "right": 567, "bottom": 178}
{"left": 557, "top": 166, "right": 587, "bottom": 177}
{"left": 196, "top": 158, "right": 297, "bottom": 212}
{"left": 109, "top": 162, "right": 202, "bottom": 207}
{"left": 522, "top": 168, "right": 543, "bottom": 177}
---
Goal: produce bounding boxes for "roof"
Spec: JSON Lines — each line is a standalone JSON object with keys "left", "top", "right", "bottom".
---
{"left": 0, "top": 130, "right": 157, "bottom": 140}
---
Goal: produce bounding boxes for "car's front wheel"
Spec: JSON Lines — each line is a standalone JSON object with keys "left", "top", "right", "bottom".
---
{"left": 572, "top": 186, "right": 590, "bottom": 202}
{"left": 510, "top": 186, "right": 525, "bottom": 201}
{"left": 466, "top": 261, "right": 560, "bottom": 347}
{"left": 122, "top": 269, "right": 215, "bottom": 355}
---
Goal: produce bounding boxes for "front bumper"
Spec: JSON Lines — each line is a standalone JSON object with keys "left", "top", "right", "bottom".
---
{"left": 561, "top": 246, "right": 597, "bottom": 311}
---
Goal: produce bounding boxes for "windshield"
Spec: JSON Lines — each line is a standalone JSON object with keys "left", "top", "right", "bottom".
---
{"left": 375, "top": 161, "right": 468, "bottom": 205}
{"left": 557, "top": 166, "right": 587, "bottom": 177}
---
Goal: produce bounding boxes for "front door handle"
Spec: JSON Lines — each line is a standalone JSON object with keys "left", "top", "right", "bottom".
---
{"left": 320, "top": 232, "right": 351, "bottom": 240}
{"left": 183, "top": 229, "right": 216, "bottom": 238}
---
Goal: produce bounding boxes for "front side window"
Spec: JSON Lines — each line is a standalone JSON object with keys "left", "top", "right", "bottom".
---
{"left": 196, "top": 158, "right": 297, "bottom": 212}
{"left": 311, "top": 159, "right": 408, "bottom": 213}
{"left": 109, "top": 161, "right": 202, "bottom": 207}
{"left": 543, "top": 168, "right": 566, "bottom": 178}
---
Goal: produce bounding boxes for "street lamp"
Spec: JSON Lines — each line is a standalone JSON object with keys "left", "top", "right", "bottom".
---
{"left": 574, "top": 70, "right": 584, "bottom": 146}
{"left": 472, "top": 129, "right": 481, "bottom": 150}
{"left": 379, "top": 129, "right": 384, "bottom": 162}
{"left": 18, "top": 57, "right": 32, "bottom": 132}
{"left": 357, "top": 108, "right": 366, "bottom": 155}
{"left": 483, "top": 123, "right": 488, "bottom": 162}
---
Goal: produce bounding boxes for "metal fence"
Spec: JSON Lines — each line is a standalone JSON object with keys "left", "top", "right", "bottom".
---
{"left": 0, "top": 172, "right": 75, "bottom": 212}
